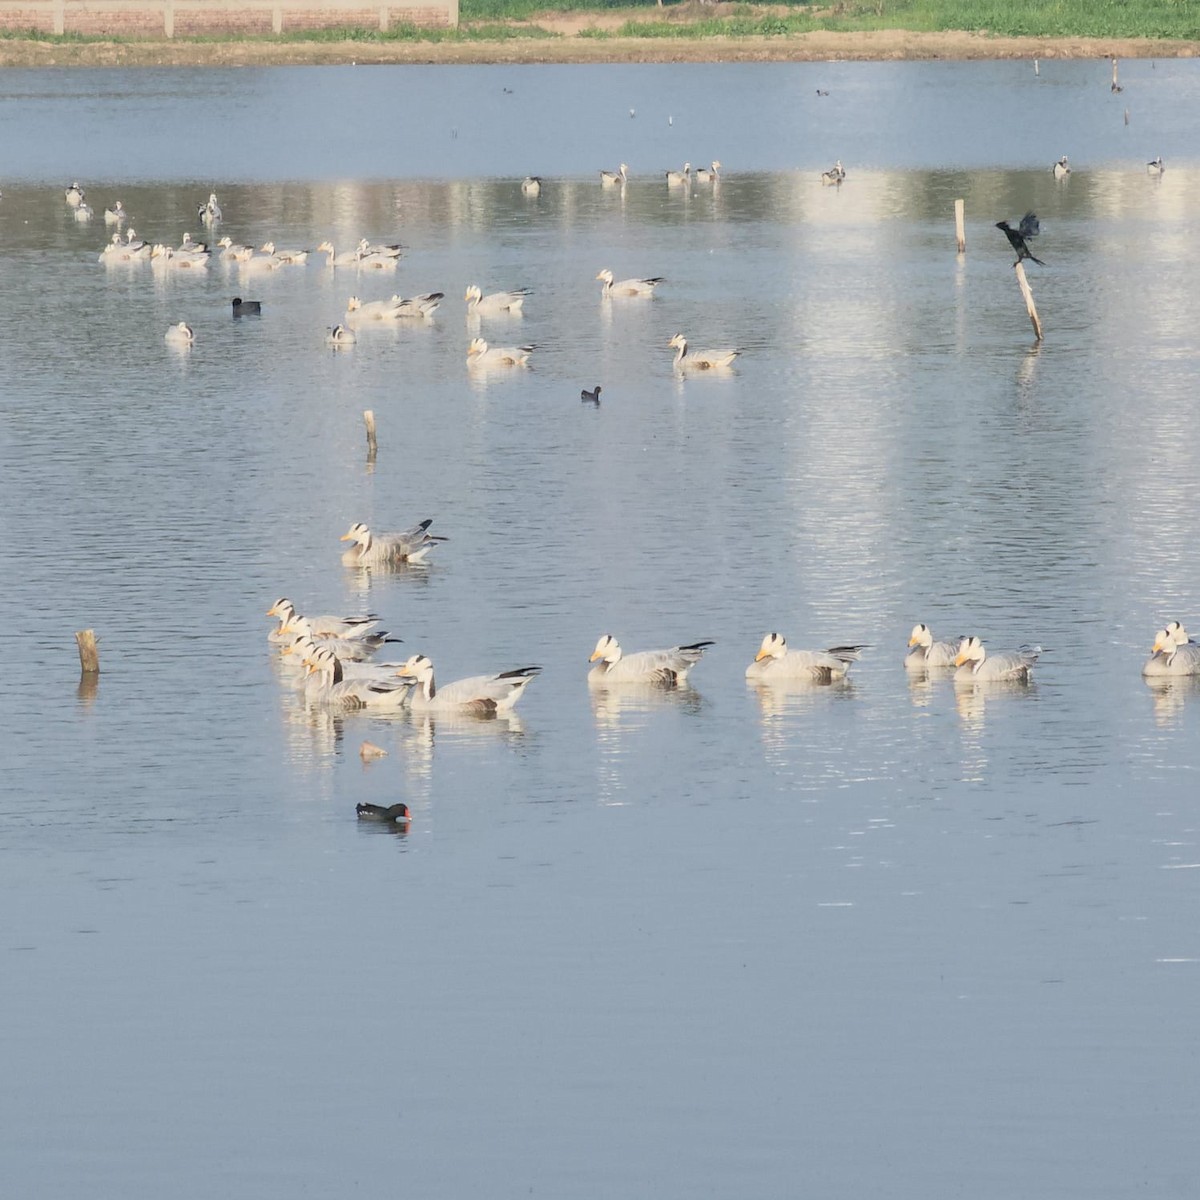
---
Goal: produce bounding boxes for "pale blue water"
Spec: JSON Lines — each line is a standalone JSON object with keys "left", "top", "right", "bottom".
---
{"left": 1, "top": 60, "right": 1198, "bottom": 1199}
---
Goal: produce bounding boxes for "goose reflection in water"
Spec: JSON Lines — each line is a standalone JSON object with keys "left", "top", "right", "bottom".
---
{"left": 751, "top": 675, "right": 856, "bottom": 722}
{"left": 954, "top": 677, "right": 1038, "bottom": 732}
{"left": 589, "top": 682, "right": 704, "bottom": 732}
{"left": 1144, "top": 676, "right": 1200, "bottom": 725}
{"left": 282, "top": 696, "right": 346, "bottom": 766}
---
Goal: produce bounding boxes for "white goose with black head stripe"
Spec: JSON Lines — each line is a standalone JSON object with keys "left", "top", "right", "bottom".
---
{"left": 746, "top": 633, "right": 865, "bottom": 682}
{"left": 302, "top": 646, "right": 412, "bottom": 711}
{"left": 588, "top": 636, "right": 713, "bottom": 686}
{"left": 340, "top": 520, "right": 446, "bottom": 566}
{"left": 1143, "top": 624, "right": 1200, "bottom": 677}
{"left": 904, "top": 624, "right": 959, "bottom": 669}
{"left": 267, "top": 598, "right": 378, "bottom": 643}
{"left": 397, "top": 655, "right": 541, "bottom": 715}
{"left": 953, "top": 636, "right": 1040, "bottom": 682}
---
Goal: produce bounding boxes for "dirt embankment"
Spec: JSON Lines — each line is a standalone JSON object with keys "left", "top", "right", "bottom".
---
{"left": 0, "top": 7, "right": 1194, "bottom": 67}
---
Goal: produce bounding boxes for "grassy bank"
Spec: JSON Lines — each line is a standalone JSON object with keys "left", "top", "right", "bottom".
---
{"left": 1, "top": 0, "right": 1198, "bottom": 49}
{"left": 462, "top": 1, "right": 1200, "bottom": 41}
{"left": 0, "top": 1, "right": 1196, "bottom": 65}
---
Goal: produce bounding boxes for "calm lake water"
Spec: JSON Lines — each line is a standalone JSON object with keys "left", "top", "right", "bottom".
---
{"left": 2, "top": 60, "right": 1199, "bottom": 1199}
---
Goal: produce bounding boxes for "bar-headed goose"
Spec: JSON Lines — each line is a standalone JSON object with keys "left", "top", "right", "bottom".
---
{"left": 904, "top": 624, "right": 959, "bottom": 669}
{"left": 104, "top": 200, "right": 127, "bottom": 224}
{"left": 278, "top": 627, "right": 397, "bottom": 664}
{"left": 668, "top": 333, "right": 739, "bottom": 371}
{"left": 467, "top": 337, "right": 533, "bottom": 367}
{"left": 303, "top": 646, "right": 411, "bottom": 711}
{"left": 1147, "top": 156, "right": 1165, "bottom": 176}
{"left": 397, "top": 654, "right": 540, "bottom": 715}
{"left": 665, "top": 162, "right": 692, "bottom": 186}
{"left": 261, "top": 241, "right": 308, "bottom": 265}
{"left": 695, "top": 161, "right": 722, "bottom": 182}
{"left": 164, "top": 322, "right": 194, "bottom": 346}
{"left": 596, "top": 269, "right": 665, "bottom": 298}
{"left": 317, "top": 241, "right": 362, "bottom": 268}
{"left": 357, "top": 237, "right": 403, "bottom": 259}
{"left": 267, "top": 598, "right": 378, "bottom": 642}
{"left": 65, "top": 182, "right": 86, "bottom": 207}
{"left": 588, "top": 636, "right": 713, "bottom": 686}
{"left": 953, "top": 636, "right": 1040, "bottom": 682}
{"left": 348, "top": 293, "right": 442, "bottom": 321}
{"left": 820, "top": 160, "right": 846, "bottom": 185}
{"left": 465, "top": 285, "right": 530, "bottom": 315}
{"left": 746, "top": 634, "right": 865, "bottom": 682}
{"left": 326, "top": 324, "right": 356, "bottom": 346}
{"left": 600, "top": 163, "right": 629, "bottom": 187}
{"left": 521, "top": 176, "right": 542, "bottom": 196}
{"left": 340, "top": 520, "right": 446, "bottom": 566}
{"left": 1053, "top": 155, "right": 1071, "bottom": 179}
{"left": 1143, "top": 625, "right": 1200, "bottom": 677}
{"left": 290, "top": 638, "right": 405, "bottom": 688}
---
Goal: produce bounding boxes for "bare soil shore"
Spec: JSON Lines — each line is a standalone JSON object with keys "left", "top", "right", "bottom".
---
{"left": 0, "top": 27, "right": 1194, "bottom": 68}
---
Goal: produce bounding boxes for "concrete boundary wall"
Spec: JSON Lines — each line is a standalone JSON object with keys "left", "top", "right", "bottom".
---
{"left": 0, "top": 0, "right": 458, "bottom": 36}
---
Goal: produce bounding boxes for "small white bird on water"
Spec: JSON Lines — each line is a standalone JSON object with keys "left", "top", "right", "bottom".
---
{"left": 164, "top": 322, "right": 194, "bottom": 346}
{"left": 600, "top": 163, "right": 629, "bottom": 187}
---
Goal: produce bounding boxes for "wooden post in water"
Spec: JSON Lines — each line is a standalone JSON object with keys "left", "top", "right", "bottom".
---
{"left": 75, "top": 629, "right": 100, "bottom": 675}
{"left": 954, "top": 199, "right": 966, "bottom": 253}
{"left": 1013, "top": 262, "right": 1043, "bottom": 342}
{"left": 1111, "top": 57, "right": 1120, "bottom": 90}
{"left": 363, "top": 409, "right": 377, "bottom": 465}
{"left": 1034, "top": 58, "right": 1039, "bottom": 76}
{"left": 1124, "top": 108, "right": 1130, "bottom": 127}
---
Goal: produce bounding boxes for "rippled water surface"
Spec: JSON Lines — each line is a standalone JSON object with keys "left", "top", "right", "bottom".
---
{"left": 2, "top": 61, "right": 1199, "bottom": 1199}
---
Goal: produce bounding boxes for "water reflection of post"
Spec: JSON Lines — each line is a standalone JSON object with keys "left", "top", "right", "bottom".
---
{"left": 1016, "top": 340, "right": 1041, "bottom": 403}
{"left": 363, "top": 409, "right": 377, "bottom": 473}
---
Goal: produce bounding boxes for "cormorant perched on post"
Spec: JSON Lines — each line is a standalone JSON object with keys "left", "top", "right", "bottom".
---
{"left": 995, "top": 212, "right": 1045, "bottom": 266}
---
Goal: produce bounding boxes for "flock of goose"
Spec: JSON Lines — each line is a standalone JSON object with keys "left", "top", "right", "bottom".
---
{"left": 82, "top": 179, "right": 742, "bottom": 370}
{"left": 266, "top": 518, "right": 1200, "bottom": 732}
